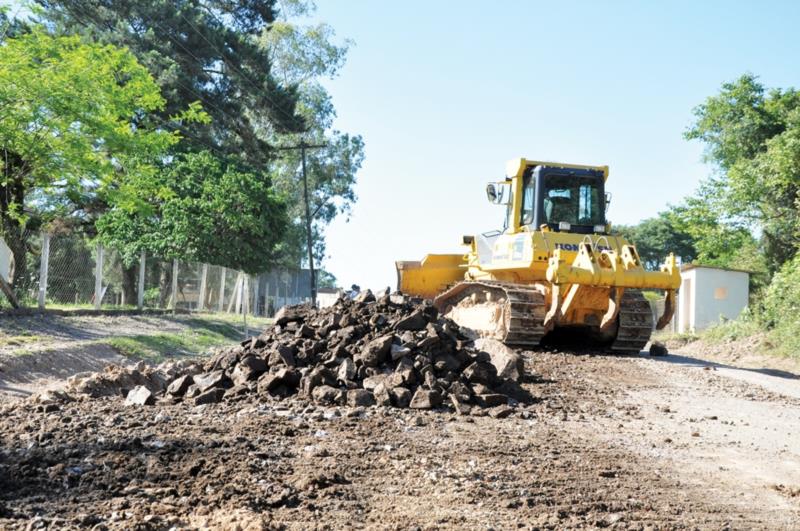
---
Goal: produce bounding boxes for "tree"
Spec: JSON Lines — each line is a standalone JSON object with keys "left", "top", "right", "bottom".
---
{"left": 0, "top": 30, "right": 178, "bottom": 292}
{"left": 261, "top": 0, "right": 364, "bottom": 267}
{"left": 613, "top": 211, "right": 697, "bottom": 271}
{"left": 317, "top": 269, "right": 337, "bottom": 289}
{"left": 39, "top": 0, "right": 363, "bottom": 273}
{"left": 96, "top": 151, "right": 289, "bottom": 274}
{"left": 37, "top": 0, "right": 306, "bottom": 165}
{"left": 685, "top": 74, "right": 800, "bottom": 272}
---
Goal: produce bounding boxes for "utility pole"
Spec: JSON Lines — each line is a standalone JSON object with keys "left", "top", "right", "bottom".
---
{"left": 277, "top": 141, "right": 326, "bottom": 307}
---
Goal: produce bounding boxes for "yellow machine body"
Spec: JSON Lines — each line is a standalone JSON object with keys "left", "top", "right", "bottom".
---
{"left": 397, "top": 158, "right": 681, "bottom": 337}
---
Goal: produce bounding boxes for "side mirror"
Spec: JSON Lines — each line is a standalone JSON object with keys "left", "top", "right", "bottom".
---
{"left": 605, "top": 192, "right": 612, "bottom": 212}
{"left": 486, "top": 183, "right": 498, "bottom": 203}
{"left": 486, "top": 182, "right": 511, "bottom": 205}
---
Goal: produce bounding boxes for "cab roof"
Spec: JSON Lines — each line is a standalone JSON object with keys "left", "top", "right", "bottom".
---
{"left": 505, "top": 158, "right": 609, "bottom": 182}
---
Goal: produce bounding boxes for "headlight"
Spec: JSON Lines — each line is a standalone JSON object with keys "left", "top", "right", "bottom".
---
{"left": 558, "top": 221, "right": 571, "bottom": 231}
{"left": 594, "top": 224, "right": 606, "bottom": 233}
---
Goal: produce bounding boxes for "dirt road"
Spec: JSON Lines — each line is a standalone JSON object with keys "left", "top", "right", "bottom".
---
{"left": 1, "top": 345, "right": 798, "bottom": 529}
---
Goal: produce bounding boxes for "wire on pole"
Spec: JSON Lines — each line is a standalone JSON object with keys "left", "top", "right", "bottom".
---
{"left": 275, "top": 142, "right": 326, "bottom": 307}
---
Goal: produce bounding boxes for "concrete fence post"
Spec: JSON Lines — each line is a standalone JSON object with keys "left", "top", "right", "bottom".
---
{"left": 229, "top": 272, "right": 243, "bottom": 314}
{"left": 242, "top": 274, "right": 249, "bottom": 337}
{"left": 37, "top": 232, "right": 50, "bottom": 310}
{"left": 94, "top": 243, "right": 104, "bottom": 310}
{"left": 251, "top": 274, "right": 259, "bottom": 316}
{"left": 137, "top": 250, "right": 146, "bottom": 310}
{"left": 170, "top": 259, "right": 179, "bottom": 311}
{"left": 198, "top": 263, "right": 208, "bottom": 311}
{"left": 218, "top": 267, "right": 226, "bottom": 313}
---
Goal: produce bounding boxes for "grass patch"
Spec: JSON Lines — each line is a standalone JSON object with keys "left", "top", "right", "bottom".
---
{"left": 0, "top": 332, "right": 43, "bottom": 348}
{"left": 105, "top": 328, "right": 233, "bottom": 362}
{"left": 103, "top": 313, "right": 272, "bottom": 362}
{"left": 641, "top": 290, "right": 663, "bottom": 302}
{"left": 43, "top": 302, "right": 139, "bottom": 311}
{"left": 0, "top": 330, "right": 45, "bottom": 355}
{"left": 702, "top": 317, "right": 762, "bottom": 344}
{"left": 190, "top": 312, "right": 273, "bottom": 330}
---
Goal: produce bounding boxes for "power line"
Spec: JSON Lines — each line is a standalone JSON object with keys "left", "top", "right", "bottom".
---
{"left": 1, "top": 9, "right": 261, "bottom": 171}
{"left": 174, "top": 7, "right": 303, "bottom": 128}
{"left": 60, "top": 2, "right": 313, "bottom": 164}
{"left": 60, "top": 2, "right": 245, "bottom": 131}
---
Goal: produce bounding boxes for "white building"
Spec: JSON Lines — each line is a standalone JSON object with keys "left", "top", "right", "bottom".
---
{"left": 317, "top": 287, "right": 343, "bottom": 309}
{"left": 676, "top": 264, "right": 749, "bottom": 333}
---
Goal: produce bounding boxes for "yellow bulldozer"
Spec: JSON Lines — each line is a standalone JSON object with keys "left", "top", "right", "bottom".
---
{"left": 396, "top": 158, "right": 681, "bottom": 353}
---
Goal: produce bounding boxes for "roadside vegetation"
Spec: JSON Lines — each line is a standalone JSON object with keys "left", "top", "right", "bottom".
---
{"left": 621, "top": 74, "right": 800, "bottom": 360}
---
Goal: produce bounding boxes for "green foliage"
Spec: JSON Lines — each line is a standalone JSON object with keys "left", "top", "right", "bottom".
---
{"left": 97, "top": 151, "right": 289, "bottom": 273}
{"left": 613, "top": 211, "right": 696, "bottom": 270}
{"left": 702, "top": 308, "right": 761, "bottom": 344}
{"left": 0, "top": 29, "right": 177, "bottom": 290}
{"left": 38, "top": 0, "right": 364, "bottom": 272}
{"left": 0, "top": 30, "right": 175, "bottom": 213}
{"left": 700, "top": 257, "right": 800, "bottom": 359}
{"left": 668, "top": 192, "right": 770, "bottom": 291}
{"left": 760, "top": 254, "right": 800, "bottom": 329}
{"left": 685, "top": 73, "right": 800, "bottom": 273}
{"left": 262, "top": 1, "right": 365, "bottom": 267}
{"left": 317, "top": 269, "right": 337, "bottom": 289}
{"left": 37, "top": 0, "right": 306, "bottom": 163}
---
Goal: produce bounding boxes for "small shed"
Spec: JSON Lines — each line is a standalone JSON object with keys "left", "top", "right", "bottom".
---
{"left": 317, "top": 287, "right": 343, "bottom": 309}
{"left": 676, "top": 264, "right": 749, "bottom": 333}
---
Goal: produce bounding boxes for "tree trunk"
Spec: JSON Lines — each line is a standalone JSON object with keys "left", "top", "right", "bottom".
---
{"left": 159, "top": 264, "right": 171, "bottom": 308}
{"left": 121, "top": 264, "right": 137, "bottom": 306}
{"left": 0, "top": 153, "right": 30, "bottom": 297}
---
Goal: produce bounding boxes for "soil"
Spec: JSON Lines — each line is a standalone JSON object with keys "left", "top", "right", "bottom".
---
{"left": 0, "top": 314, "right": 258, "bottom": 399}
{"left": 1, "top": 344, "right": 799, "bottom": 529}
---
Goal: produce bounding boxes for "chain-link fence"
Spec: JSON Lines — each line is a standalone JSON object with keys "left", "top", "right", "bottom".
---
{"left": 46, "top": 234, "right": 96, "bottom": 307}
{"left": 0, "top": 231, "right": 314, "bottom": 316}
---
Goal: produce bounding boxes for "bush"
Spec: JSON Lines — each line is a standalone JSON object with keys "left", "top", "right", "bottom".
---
{"left": 757, "top": 255, "right": 800, "bottom": 357}
{"left": 760, "top": 255, "right": 800, "bottom": 328}
{"left": 703, "top": 308, "right": 761, "bottom": 343}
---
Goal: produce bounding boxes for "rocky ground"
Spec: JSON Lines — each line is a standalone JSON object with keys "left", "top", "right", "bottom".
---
{"left": 0, "top": 295, "right": 799, "bottom": 529}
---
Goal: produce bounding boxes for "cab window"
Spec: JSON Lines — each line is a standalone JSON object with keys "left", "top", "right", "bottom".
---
{"left": 543, "top": 175, "right": 603, "bottom": 226}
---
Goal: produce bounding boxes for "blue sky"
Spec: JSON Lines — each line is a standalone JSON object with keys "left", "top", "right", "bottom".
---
{"left": 3, "top": 1, "right": 798, "bottom": 290}
{"left": 313, "top": 0, "right": 800, "bottom": 290}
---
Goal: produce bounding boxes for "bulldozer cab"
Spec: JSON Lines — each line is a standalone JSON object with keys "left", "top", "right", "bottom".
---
{"left": 526, "top": 166, "right": 606, "bottom": 233}
{"left": 490, "top": 159, "right": 610, "bottom": 235}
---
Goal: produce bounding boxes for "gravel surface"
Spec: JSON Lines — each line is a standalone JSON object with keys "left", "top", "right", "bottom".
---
{"left": 1, "top": 347, "right": 799, "bottom": 529}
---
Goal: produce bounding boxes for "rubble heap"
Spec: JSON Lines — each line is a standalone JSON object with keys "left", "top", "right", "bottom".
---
{"left": 69, "top": 289, "right": 526, "bottom": 414}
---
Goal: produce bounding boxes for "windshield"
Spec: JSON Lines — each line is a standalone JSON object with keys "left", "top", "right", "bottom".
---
{"left": 542, "top": 174, "right": 603, "bottom": 226}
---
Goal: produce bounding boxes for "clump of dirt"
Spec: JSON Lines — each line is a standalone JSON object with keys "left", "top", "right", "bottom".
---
{"left": 66, "top": 290, "right": 528, "bottom": 416}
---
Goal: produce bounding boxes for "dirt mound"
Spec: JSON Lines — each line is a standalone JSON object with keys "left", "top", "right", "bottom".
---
{"left": 66, "top": 289, "right": 527, "bottom": 415}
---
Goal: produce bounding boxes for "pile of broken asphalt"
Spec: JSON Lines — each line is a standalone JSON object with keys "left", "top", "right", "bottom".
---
{"left": 65, "top": 289, "right": 530, "bottom": 418}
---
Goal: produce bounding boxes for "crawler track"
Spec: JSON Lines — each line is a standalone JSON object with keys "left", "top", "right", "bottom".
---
{"left": 434, "top": 281, "right": 546, "bottom": 347}
{"left": 610, "top": 289, "right": 654, "bottom": 353}
{"left": 435, "top": 282, "right": 654, "bottom": 352}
